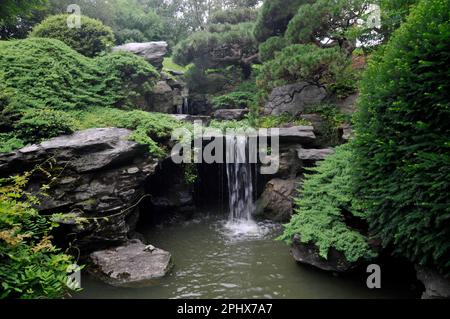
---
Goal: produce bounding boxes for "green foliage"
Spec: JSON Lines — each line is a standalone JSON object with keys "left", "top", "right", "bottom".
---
{"left": 14, "top": 109, "right": 76, "bottom": 144}
{"left": 0, "top": 134, "right": 24, "bottom": 154}
{"left": 285, "top": 0, "right": 368, "bottom": 51}
{"left": 173, "top": 22, "right": 258, "bottom": 70}
{"left": 209, "top": 8, "right": 258, "bottom": 25}
{"left": 279, "top": 145, "right": 375, "bottom": 263}
{"left": 0, "top": 38, "right": 158, "bottom": 114}
{"left": 258, "top": 36, "right": 287, "bottom": 62}
{"left": 30, "top": 14, "right": 115, "bottom": 57}
{"left": 0, "top": 0, "right": 47, "bottom": 25}
{"left": 253, "top": 0, "right": 313, "bottom": 42}
{"left": 307, "top": 104, "right": 351, "bottom": 146}
{"left": 0, "top": 169, "right": 78, "bottom": 299}
{"left": 71, "top": 107, "right": 188, "bottom": 159}
{"left": 256, "top": 44, "right": 349, "bottom": 95}
{"left": 212, "top": 92, "right": 256, "bottom": 109}
{"left": 163, "top": 57, "right": 189, "bottom": 73}
{"left": 353, "top": 0, "right": 450, "bottom": 276}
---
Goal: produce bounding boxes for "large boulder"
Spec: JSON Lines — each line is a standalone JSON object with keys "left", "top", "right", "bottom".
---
{"left": 291, "top": 234, "right": 360, "bottom": 272}
{"left": 416, "top": 265, "right": 450, "bottom": 299}
{"left": 0, "top": 128, "right": 157, "bottom": 251}
{"left": 89, "top": 240, "right": 172, "bottom": 287}
{"left": 149, "top": 81, "right": 175, "bottom": 113}
{"left": 255, "top": 178, "right": 301, "bottom": 222}
{"left": 113, "top": 41, "right": 168, "bottom": 70}
{"left": 213, "top": 109, "right": 249, "bottom": 121}
{"left": 264, "top": 82, "right": 327, "bottom": 116}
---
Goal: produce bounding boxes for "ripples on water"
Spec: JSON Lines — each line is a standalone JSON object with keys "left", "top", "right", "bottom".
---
{"left": 76, "top": 214, "right": 416, "bottom": 299}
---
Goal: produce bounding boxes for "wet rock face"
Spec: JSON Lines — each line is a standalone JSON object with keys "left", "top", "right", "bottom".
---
{"left": 416, "top": 265, "right": 450, "bottom": 299}
{"left": 89, "top": 240, "right": 172, "bottom": 287}
{"left": 264, "top": 82, "right": 327, "bottom": 116}
{"left": 113, "top": 41, "right": 168, "bottom": 70}
{"left": 255, "top": 178, "right": 301, "bottom": 222}
{"left": 0, "top": 128, "right": 157, "bottom": 251}
{"left": 291, "top": 234, "right": 360, "bottom": 272}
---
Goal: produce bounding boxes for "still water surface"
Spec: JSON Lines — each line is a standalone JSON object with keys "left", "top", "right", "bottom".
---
{"left": 76, "top": 214, "right": 417, "bottom": 299}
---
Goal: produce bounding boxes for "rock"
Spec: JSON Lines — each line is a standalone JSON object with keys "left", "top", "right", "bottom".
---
{"left": 340, "top": 123, "right": 353, "bottom": 142}
{"left": 113, "top": 42, "right": 168, "bottom": 70}
{"left": 149, "top": 81, "right": 175, "bottom": 113}
{"left": 335, "top": 93, "right": 359, "bottom": 115}
{"left": 89, "top": 240, "right": 172, "bottom": 288}
{"left": 264, "top": 82, "right": 327, "bottom": 116}
{"left": 262, "top": 126, "right": 316, "bottom": 145}
{"left": 416, "top": 265, "right": 450, "bottom": 299}
{"left": 255, "top": 178, "right": 301, "bottom": 222}
{"left": 0, "top": 128, "right": 157, "bottom": 251}
{"left": 171, "top": 114, "right": 211, "bottom": 125}
{"left": 297, "top": 147, "right": 335, "bottom": 162}
{"left": 291, "top": 234, "right": 359, "bottom": 272}
{"left": 264, "top": 148, "right": 302, "bottom": 179}
{"left": 188, "top": 93, "right": 213, "bottom": 115}
{"left": 213, "top": 109, "right": 249, "bottom": 121}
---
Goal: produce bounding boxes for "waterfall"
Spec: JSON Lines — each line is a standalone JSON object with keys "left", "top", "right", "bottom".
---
{"left": 178, "top": 96, "right": 189, "bottom": 115}
{"left": 225, "top": 135, "right": 255, "bottom": 222}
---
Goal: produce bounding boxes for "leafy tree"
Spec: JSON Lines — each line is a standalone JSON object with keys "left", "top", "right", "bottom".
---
{"left": 0, "top": 0, "right": 47, "bottom": 25}
{"left": 353, "top": 0, "right": 450, "bottom": 276}
{"left": 285, "top": 0, "right": 370, "bottom": 54}
{"left": 173, "top": 11, "right": 259, "bottom": 78}
{"left": 253, "top": 0, "right": 313, "bottom": 42}
{"left": 256, "top": 44, "right": 349, "bottom": 95}
{"left": 30, "top": 14, "right": 115, "bottom": 57}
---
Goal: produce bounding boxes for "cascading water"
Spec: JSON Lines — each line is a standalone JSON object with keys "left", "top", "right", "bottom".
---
{"left": 224, "top": 134, "right": 261, "bottom": 238}
{"left": 225, "top": 135, "right": 255, "bottom": 221}
{"left": 178, "top": 96, "right": 189, "bottom": 114}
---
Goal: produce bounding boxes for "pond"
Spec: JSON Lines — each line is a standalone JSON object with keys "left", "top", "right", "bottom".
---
{"left": 75, "top": 213, "right": 419, "bottom": 299}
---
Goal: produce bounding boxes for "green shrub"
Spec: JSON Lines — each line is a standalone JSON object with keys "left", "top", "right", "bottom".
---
{"left": 0, "top": 170, "right": 78, "bottom": 299}
{"left": 0, "top": 38, "right": 158, "bottom": 113}
{"left": 14, "top": 109, "right": 76, "bottom": 144}
{"left": 353, "top": 0, "right": 450, "bottom": 276}
{"left": 256, "top": 44, "right": 349, "bottom": 95}
{"left": 30, "top": 14, "right": 115, "bottom": 57}
{"left": 0, "top": 133, "right": 24, "bottom": 154}
{"left": 279, "top": 145, "right": 375, "bottom": 263}
{"left": 209, "top": 8, "right": 258, "bottom": 25}
{"left": 212, "top": 92, "right": 256, "bottom": 109}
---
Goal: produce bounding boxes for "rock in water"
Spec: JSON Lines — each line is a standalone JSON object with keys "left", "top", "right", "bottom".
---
{"left": 416, "top": 265, "right": 450, "bottom": 299}
{"left": 264, "top": 82, "right": 327, "bottom": 116}
{"left": 113, "top": 42, "right": 168, "bottom": 70}
{"left": 290, "top": 234, "right": 360, "bottom": 272}
{"left": 89, "top": 240, "right": 172, "bottom": 287}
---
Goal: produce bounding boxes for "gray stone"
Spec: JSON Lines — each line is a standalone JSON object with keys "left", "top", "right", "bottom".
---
{"left": 255, "top": 178, "right": 301, "bottom": 222}
{"left": 149, "top": 81, "right": 175, "bottom": 113}
{"left": 261, "top": 126, "right": 316, "bottom": 145}
{"left": 0, "top": 128, "right": 158, "bottom": 251}
{"left": 264, "top": 82, "right": 327, "bottom": 116}
{"left": 291, "top": 234, "right": 360, "bottom": 272}
{"left": 297, "top": 147, "right": 335, "bottom": 162}
{"left": 89, "top": 240, "right": 172, "bottom": 287}
{"left": 416, "top": 265, "right": 450, "bottom": 299}
{"left": 213, "top": 109, "right": 249, "bottom": 121}
{"left": 340, "top": 123, "right": 353, "bottom": 142}
{"left": 113, "top": 42, "right": 168, "bottom": 69}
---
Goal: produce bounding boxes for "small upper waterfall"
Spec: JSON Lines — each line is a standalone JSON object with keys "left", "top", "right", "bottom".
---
{"left": 178, "top": 96, "right": 189, "bottom": 114}
{"left": 225, "top": 135, "right": 255, "bottom": 222}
